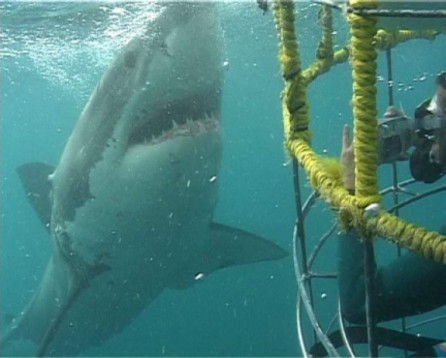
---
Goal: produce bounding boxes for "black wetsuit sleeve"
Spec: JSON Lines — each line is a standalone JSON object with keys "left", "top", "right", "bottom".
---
{"left": 338, "top": 226, "right": 446, "bottom": 324}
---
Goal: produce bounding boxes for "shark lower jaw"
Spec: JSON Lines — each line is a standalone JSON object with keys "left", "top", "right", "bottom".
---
{"left": 127, "top": 112, "right": 220, "bottom": 148}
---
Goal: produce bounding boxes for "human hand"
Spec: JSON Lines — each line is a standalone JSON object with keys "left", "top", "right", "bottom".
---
{"left": 340, "top": 124, "right": 355, "bottom": 192}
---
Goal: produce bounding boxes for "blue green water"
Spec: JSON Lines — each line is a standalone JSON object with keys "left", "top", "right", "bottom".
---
{"left": 1, "top": 2, "right": 445, "bottom": 356}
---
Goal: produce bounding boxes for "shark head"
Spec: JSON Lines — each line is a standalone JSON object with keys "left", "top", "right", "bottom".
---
{"left": 50, "top": 2, "right": 225, "bottom": 230}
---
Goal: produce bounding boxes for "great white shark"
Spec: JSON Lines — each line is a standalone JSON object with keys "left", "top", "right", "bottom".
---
{"left": 2, "top": 3, "right": 287, "bottom": 356}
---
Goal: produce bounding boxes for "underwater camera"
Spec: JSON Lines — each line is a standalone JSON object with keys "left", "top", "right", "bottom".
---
{"left": 378, "top": 114, "right": 414, "bottom": 164}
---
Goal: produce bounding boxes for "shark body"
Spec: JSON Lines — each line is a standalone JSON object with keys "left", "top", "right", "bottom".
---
{"left": 2, "top": 3, "right": 286, "bottom": 356}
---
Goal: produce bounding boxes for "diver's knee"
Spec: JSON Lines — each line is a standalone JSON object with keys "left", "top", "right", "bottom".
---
{"left": 340, "top": 298, "right": 367, "bottom": 325}
{"left": 341, "top": 308, "right": 367, "bottom": 325}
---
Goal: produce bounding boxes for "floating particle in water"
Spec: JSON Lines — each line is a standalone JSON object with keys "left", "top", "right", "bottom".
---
{"left": 194, "top": 272, "right": 204, "bottom": 281}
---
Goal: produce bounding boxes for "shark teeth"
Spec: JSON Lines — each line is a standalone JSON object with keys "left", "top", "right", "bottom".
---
{"left": 159, "top": 113, "right": 219, "bottom": 144}
{"left": 136, "top": 113, "right": 219, "bottom": 147}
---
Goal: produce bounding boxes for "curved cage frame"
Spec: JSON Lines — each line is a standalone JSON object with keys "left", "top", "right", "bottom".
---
{"left": 292, "top": 161, "right": 446, "bottom": 357}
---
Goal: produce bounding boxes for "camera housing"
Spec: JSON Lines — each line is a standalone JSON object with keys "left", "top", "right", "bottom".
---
{"left": 378, "top": 115, "right": 414, "bottom": 164}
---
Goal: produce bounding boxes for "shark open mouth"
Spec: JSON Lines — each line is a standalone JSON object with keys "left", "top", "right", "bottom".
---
{"left": 127, "top": 112, "right": 219, "bottom": 147}
{"left": 126, "top": 89, "right": 222, "bottom": 148}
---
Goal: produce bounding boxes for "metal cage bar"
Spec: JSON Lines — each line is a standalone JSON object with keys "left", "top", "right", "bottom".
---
{"left": 292, "top": 158, "right": 446, "bottom": 356}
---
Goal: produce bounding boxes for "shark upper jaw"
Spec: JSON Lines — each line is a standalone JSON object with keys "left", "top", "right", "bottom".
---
{"left": 48, "top": 1, "right": 226, "bottom": 225}
{"left": 106, "top": 2, "right": 225, "bottom": 153}
{"left": 127, "top": 112, "right": 221, "bottom": 148}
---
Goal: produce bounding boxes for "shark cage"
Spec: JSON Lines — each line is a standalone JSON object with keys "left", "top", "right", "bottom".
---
{"left": 270, "top": 0, "right": 446, "bottom": 356}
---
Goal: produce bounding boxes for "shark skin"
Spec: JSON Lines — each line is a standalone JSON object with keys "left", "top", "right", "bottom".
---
{"left": 1, "top": 3, "right": 287, "bottom": 356}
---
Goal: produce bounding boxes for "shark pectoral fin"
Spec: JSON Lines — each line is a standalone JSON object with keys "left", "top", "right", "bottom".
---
{"left": 16, "top": 162, "right": 55, "bottom": 231}
{"left": 207, "top": 222, "right": 288, "bottom": 270}
{"left": 167, "top": 223, "right": 288, "bottom": 291}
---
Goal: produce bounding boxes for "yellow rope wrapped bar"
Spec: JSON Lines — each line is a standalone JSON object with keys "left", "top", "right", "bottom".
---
{"left": 316, "top": 5, "right": 334, "bottom": 60}
{"left": 287, "top": 139, "right": 354, "bottom": 207}
{"left": 333, "top": 47, "right": 350, "bottom": 65}
{"left": 348, "top": 0, "right": 380, "bottom": 209}
{"left": 273, "top": 0, "right": 310, "bottom": 144}
{"left": 286, "top": 136, "right": 446, "bottom": 263}
{"left": 302, "top": 5, "right": 335, "bottom": 84}
{"left": 302, "top": 59, "right": 333, "bottom": 85}
{"left": 366, "top": 212, "right": 446, "bottom": 264}
{"left": 303, "top": 47, "right": 349, "bottom": 84}
{"left": 303, "top": 29, "right": 443, "bottom": 84}
{"left": 273, "top": 0, "right": 446, "bottom": 263}
{"left": 375, "top": 29, "right": 442, "bottom": 50}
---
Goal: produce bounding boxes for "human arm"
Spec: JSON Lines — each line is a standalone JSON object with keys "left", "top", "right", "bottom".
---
{"left": 338, "top": 226, "right": 446, "bottom": 324}
{"left": 337, "top": 125, "right": 446, "bottom": 324}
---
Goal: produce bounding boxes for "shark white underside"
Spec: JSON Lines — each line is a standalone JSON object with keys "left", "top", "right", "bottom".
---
{"left": 1, "top": 3, "right": 287, "bottom": 356}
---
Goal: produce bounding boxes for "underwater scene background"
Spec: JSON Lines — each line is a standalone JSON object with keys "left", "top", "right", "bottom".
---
{"left": 1, "top": 1, "right": 445, "bottom": 356}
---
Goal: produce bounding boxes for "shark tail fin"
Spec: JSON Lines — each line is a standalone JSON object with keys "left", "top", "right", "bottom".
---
{"left": 16, "top": 162, "right": 55, "bottom": 231}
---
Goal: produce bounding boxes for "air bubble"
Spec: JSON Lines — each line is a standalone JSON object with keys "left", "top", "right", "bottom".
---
{"left": 194, "top": 272, "right": 204, "bottom": 280}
